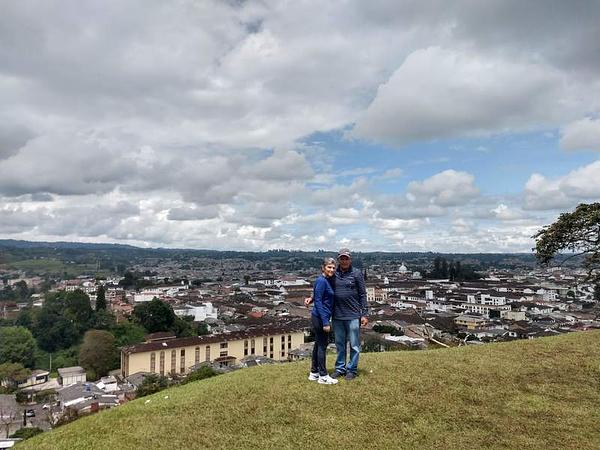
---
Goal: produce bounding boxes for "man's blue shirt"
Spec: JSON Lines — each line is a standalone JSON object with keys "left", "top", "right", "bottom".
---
{"left": 332, "top": 266, "right": 368, "bottom": 320}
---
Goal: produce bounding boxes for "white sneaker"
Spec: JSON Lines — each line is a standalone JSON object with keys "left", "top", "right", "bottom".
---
{"left": 318, "top": 375, "right": 339, "bottom": 385}
{"left": 308, "top": 372, "right": 319, "bottom": 381}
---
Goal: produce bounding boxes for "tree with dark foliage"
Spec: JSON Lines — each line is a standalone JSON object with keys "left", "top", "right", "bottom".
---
{"left": 533, "top": 203, "right": 600, "bottom": 285}
{"left": 78, "top": 330, "right": 119, "bottom": 379}
{"left": 0, "top": 327, "right": 36, "bottom": 367}
{"left": 0, "top": 362, "right": 31, "bottom": 388}
{"left": 95, "top": 285, "right": 107, "bottom": 311}
{"left": 133, "top": 298, "right": 176, "bottom": 333}
{"left": 136, "top": 373, "right": 169, "bottom": 397}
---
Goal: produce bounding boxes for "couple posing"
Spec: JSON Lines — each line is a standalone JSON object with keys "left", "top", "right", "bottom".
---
{"left": 306, "top": 248, "right": 369, "bottom": 385}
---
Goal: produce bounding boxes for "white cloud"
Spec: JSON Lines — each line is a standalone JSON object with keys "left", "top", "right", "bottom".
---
{"left": 337, "top": 167, "right": 378, "bottom": 177}
{"left": 352, "top": 47, "right": 590, "bottom": 147}
{"left": 524, "top": 160, "right": 600, "bottom": 210}
{"left": 167, "top": 205, "right": 220, "bottom": 221}
{"left": 328, "top": 208, "right": 362, "bottom": 225}
{"left": 451, "top": 218, "right": 474, "bottom": 234}
{"left": 372, "top": 218, "right": 427, "bottom": 232}
{"left": 377, "top": 168, "right": 404, "bottom": 180}
{"left": 491, "top": 204, "right": 528, "bottom": 221}
{"left": 243, "top": 150, "right": 314, "bottom": 181}
{"left": 560, "top": 117, "right": 600, "bottom": 151}
{"left": 407, "top": 169, "right": 479, "bottom": 206}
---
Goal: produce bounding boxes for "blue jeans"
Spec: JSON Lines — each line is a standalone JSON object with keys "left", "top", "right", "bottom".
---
{"left": 332, "top": 318, "right": 361, "bottom": 375}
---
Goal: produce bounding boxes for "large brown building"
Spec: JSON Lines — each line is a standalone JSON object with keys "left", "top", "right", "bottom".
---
{"left": 120, "top": 322, "right": 307, "bottom": 377}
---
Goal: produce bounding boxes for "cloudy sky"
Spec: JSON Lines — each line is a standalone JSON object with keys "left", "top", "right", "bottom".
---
{"left": 1, "top": 0, "right": 600, "bottom": 252}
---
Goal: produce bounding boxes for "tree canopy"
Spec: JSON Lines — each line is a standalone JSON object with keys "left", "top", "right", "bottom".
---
{"left": 78, "top": 330, "right": 119, "bottom": 380}
{"left": 533, "top": 202, "right": 600, "bottom": 284}
{"left": 32, "top": 294, "right": 80, "bottom": 352}
{"left": 0, "top": 362, "right": 31, "bottom": 386}
{"left": 64, "top": 289, "right": 94, "bottom": 333}
{"left": 133, "top": 298, "right": 176, "bottom": 333}
{"left": 111, "top": 322, "right": 146, "bottom": 347}
{"left": 95, "top": 285, "right": 107, "bottom": 311}
{"left": 0, "top": 326, "right": 36, "bottom": 367}
{"left": 428, "top": 256, "right": 481, "bottom": 281}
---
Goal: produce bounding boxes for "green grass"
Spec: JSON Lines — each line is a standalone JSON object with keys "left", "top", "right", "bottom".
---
{"left": 20, "top": 331, "right": 600, "bottom": 450}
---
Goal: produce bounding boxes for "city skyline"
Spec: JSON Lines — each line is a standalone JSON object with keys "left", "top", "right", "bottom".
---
{"left": 1, "top": 1, "right": 599, "bottom": 252}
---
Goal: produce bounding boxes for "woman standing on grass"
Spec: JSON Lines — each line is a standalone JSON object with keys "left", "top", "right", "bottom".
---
{"left": 308, "top": 257, "right": 338, "bottom": 385}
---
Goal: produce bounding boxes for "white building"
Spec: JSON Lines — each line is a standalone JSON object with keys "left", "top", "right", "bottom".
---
{"left": 389, "top": 301, "right": 417, "bottom": 310}
{"left": 426, "top": 301, "right": 449, "bottom": 312}
{"left": 96, "top": 376, "right": 118, "bottom": 393}
{"left": 255, "top": 278, "right": 310, "bottom": 287}
{"left": 465, "top": 303, "right": 511, "bottom": 318}
{"left": 16, "top": 370, "right": 49, "bottom": 389}
{"left": 133, "top": 290, "right": 164, "bottom": 303}
{"left": 174, "top": 302, "right": 218, "bottom": 321}
{"left": 466, "top": 293, "right": 507, "bottom": 306}
{"left": 134, "top": 284, "right": 190, "bottom": 303}
{"left": 57, "top": 366, "right": 86, "bottom": 386}
{"left": 503, "top": 310, "right": 527, "bottom": 321}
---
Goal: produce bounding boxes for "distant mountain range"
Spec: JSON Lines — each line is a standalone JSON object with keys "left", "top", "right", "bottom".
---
{"left": 0, "top": 239, "right": 140, "bottom": 250}
{"left": 0, "top": 238, "right": 537, "bottom": 256}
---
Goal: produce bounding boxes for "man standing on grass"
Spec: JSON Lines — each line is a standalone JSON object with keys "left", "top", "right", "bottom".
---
{"left": 330, "top": 248, "right": 368, "bottom": 381}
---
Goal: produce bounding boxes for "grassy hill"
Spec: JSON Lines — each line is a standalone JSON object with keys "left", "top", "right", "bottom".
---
{"left": 21, "top": 331, "right": 600, "bottom": 449}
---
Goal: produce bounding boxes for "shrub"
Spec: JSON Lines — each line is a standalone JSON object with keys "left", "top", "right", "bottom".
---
{"left": 15, "top": 390, "right": 29, "bottom": 403}
{"left": 10, "top": 427, "right": 44, "bottom": 440}
{"left": 34, "top": 389, "right": 57, "bottom": 404}
{"left": 136, "top": 374, "right": 169, "bottom": 398}
{"left": 182, "top": 366, "right": 218, "bottom": 385}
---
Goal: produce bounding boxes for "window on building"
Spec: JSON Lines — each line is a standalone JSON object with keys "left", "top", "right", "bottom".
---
{"left": 150, "top": 352, "right": 156, "bottom": 373}
{"left": 220, "top": 342, "right": 228, "bottom": 349}
{"left": 220, "top": 350, "right": 228, "bottom": 357}
{"left": 263, "top": 337, "right": 268, "bottom": 356}
{"left": 288, "top": 335, "right": 292, "bottom": 342}
{"left": 251, "top": 339, "right": 255, "bottom": 355}
{"left": 281, "top": 350, "right": 285, "bottom": 358}
{"left": 171, "top": 350, "right": 176, "bottom": 374}
{"left": 159, "top": 351, "right": 165, "bottom": 375}
{"left": 281, "top": 343, "right": 285, "bottom": 350}
{"left": 180, "top": 349, "right": 186, "bottom": 374}
{"left": 281, "top": 336, "right": 285, "bottom": 343}
{"left": 205, "top": 345, "right": 210, "bottom": 361}
{"left": 195, "top": 346, "right": 200, "bottom": 364}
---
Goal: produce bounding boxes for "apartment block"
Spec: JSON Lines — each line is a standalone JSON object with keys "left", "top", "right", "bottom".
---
{"left": 120, "top": 323, "right": 306, "bottom": 377}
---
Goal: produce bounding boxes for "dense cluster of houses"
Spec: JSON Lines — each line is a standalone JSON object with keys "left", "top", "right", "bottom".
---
{"left": 362, "top": 264, "right": 598, "bottom": 347}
